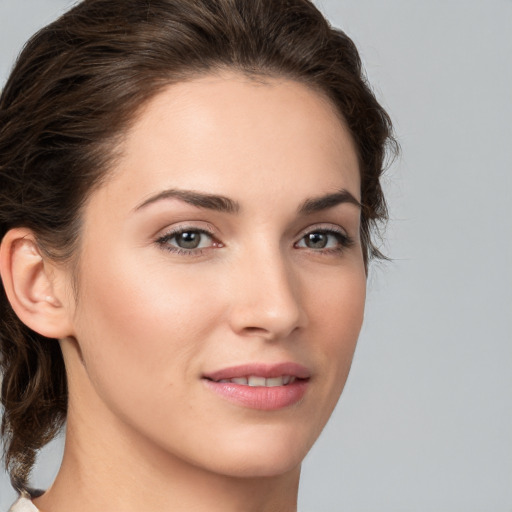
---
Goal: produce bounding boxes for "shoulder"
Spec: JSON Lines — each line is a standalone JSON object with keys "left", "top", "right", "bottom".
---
{"left": 8, "top": 495, "right": 39, "bottom": 512}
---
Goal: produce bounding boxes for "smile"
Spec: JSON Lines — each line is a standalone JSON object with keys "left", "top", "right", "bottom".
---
{"left": 202, "top": 363, "right": 310, "bottom": 410}
{"left": 212, "top": 376, "right": 297, "bottom": 387}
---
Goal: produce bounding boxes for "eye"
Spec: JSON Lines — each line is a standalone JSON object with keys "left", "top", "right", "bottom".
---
{"left": 295, "top": 228, "right": 353, "bottom": 253}
{"left": 171, "top": 230, "right": 209, "bottom": 249}
{"left": 156, "top": 227, "right": 220, "bottom": 254}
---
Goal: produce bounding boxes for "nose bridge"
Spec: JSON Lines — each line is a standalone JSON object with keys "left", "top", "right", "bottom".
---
{"left": 229, "top": 240, "right": 305, "bottom": 338}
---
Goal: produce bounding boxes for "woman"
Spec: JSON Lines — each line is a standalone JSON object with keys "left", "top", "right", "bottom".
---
{"left": 0, "top": 0, "right": 395, "bottom": 510}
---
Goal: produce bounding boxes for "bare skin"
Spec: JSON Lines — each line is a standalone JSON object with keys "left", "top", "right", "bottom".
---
{"left": 3, "top": 72, "right": 365, "bottom": 512}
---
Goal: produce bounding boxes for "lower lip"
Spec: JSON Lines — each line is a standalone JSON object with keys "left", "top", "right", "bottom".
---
{"left": 203, "top": 379, "right": 309, "bottom": 410}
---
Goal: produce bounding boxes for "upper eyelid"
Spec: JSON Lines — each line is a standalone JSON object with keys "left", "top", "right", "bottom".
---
{"left": 154, "top": 221, "right": 351, "bottom": 243}
{"left": 294, "top": 224, "right": 355, "bottom": 249}
{"left": 155, "top": 222, "right": 217, "bottom": 238}
{"left": 155, "top": 226, "right": 219, "bottom": 254}
{"left": 154, "top": 225, "right": 219, "bottom": 254}
{"left": 296, "top": 223, "right": 348, "bottom": 238}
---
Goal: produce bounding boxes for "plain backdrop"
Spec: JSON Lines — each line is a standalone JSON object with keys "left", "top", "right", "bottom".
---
{"left": 1, "top": 1, "right": 511, "bottom": 511}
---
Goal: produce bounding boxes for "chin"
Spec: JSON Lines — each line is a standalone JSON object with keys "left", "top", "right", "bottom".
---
{"left": 198, "top": 425, "right": 316, "bottom": 478}
{"left": 213, "top": 454, "right": 304, "bottom": 479}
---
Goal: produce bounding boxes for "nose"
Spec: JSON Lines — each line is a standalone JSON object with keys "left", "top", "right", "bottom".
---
{"left": 227, "top": 247, "right": 307, "bottom": 340}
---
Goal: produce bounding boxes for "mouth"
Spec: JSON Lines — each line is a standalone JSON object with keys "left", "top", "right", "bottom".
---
{"left": 202, "top": 363, "right": 311, "bottom": 410}
{"left": 205, "top": 375, "right": 300, "bottom": 387}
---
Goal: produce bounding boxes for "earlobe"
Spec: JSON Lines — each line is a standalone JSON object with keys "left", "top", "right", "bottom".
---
{"left": 0, "top": 228, "right": 74, "bottom": 339}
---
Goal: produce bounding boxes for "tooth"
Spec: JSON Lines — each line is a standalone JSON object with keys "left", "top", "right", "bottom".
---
{"left": 231, "top": 377, "right": 248, "bottom": 385}
{"left": 266, "top": 377, "right": 284, "bottom": 387}
{"left": 218, "top": 379, "right": 230, "bottom": 383}
{"left": 248, "top": 376, "right": 266, "bottom": 387}
{"left": 282, "top": 375, "right": 291, "bottom": 385}
{"left": 289, "top": 376, "right": 296, "bottom": 384}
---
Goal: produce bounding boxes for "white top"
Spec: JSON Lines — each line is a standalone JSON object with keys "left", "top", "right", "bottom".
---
{"left": 7, "top": 495, "right": 306, "bottom": 511}
{"left": 8, "top": 495, "right": 39, "bottom": 512}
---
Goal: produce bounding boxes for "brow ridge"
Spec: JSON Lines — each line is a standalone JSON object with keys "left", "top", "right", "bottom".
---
{"left": 298, "top": 188, "right": 361, "bottom": 215}
{"left": 134, "top": 189, "right": 240, "bottom": 213}
{"left": 134, "top": 187, "right": 360, "bottom": 215}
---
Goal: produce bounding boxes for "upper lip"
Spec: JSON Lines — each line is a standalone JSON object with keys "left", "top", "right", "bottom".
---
{"left": 203, "top": 362, "right": 311, "bottom": 382}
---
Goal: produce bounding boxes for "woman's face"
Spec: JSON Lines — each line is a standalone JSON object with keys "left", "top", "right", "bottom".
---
{"left": 62, "top": 73, "right": 366, "bottom": 478}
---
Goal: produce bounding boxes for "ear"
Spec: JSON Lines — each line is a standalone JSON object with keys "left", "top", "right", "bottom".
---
{"left": 0, "top": 228, "right": 74, "bottom": 339}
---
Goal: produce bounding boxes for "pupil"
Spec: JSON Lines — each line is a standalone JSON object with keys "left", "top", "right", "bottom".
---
{"left": 306, "top": 232, "right": 327, "bottom": 248}
{"left": 177, "top": 232, "right": 200, "bottom": 249}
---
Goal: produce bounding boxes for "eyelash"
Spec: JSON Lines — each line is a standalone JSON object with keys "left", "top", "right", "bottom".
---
{"left": 155, "top": 225, "right": 354, "bottom": 256}
{"left": 156, "top": 226, "right": 220, "bottom": 256}
{"left": 294, "top": 227, "right": 354, "bottom": 254}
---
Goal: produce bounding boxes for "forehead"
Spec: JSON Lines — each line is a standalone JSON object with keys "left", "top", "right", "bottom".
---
{"left": 90, "top": 72, "right": 361, "bottom": 214}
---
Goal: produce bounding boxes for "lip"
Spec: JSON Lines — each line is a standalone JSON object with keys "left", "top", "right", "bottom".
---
{"left": 202, "top": 362, "right": 311, "bottom": 411}
{"left": 203, "top": 362, "right": 311, "bottom": 382}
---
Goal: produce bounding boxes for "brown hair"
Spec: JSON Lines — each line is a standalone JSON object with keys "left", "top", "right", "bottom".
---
{"left": 0, "top": 0, "right": 396, "bottom": 492}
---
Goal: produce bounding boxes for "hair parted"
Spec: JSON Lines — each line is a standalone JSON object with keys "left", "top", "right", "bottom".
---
{"left": 0, "top": 0, "right": 396, "bottom": 492}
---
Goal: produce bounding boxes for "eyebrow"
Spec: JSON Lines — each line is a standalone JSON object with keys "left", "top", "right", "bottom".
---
{"left": 297, "top": 188, "right": 361, "bottom": 214}
{"left": 134, "top": 189, "right": 240, "bottom": 214}
{"left": 134, "top": 187, "right": 360, "bottom": 215}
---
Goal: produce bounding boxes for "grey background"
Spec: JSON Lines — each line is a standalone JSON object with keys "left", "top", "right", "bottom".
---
{"left": 1, "top": 1, "right": 511, "bottom": 510}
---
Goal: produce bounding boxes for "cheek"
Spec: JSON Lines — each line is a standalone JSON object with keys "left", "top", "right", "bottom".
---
{"left": 72, "top": 253, "right": 221, "bottom": 406}
{"left": 308, "top": 265, "right": 366, "bottom": 390}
